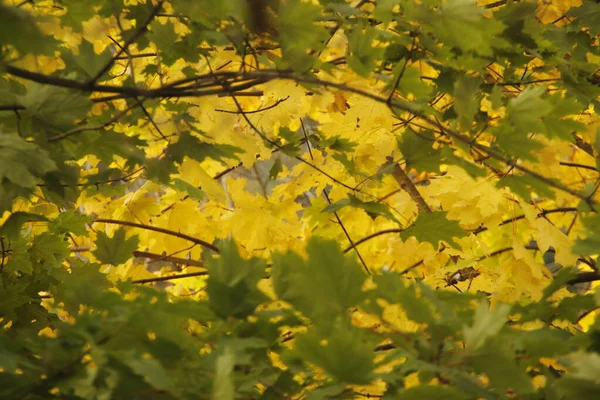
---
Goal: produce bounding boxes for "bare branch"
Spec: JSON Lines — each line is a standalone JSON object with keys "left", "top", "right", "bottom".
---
{"left": 94, "top": 218, "right": 220, "bottom": 253}
{"left": 390, "top": 162, "right": 432, "bottom": 212}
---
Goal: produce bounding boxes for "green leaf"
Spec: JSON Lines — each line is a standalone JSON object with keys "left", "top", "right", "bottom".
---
{"left": 567, "top": 0, "right": 600, "bottom": 36}
{"left": 499, "top": 174, "right": 556, "bottom": 200}
{"left": 29, "top": 232, "right": 70, "bottom": 267}
{"left": 272, "top": 238, "right": 366, "bottom": 327}
{"left": 293, "top": 321, "right": 374, "bottom": 385}
{"left": 166, "top": 132, "right": 242, "bottom": 165}
{"left": 0, "top": 134, "right": 57, "bottom": 189}
{"left": 507, "top": 86, "right": 553, "bottom": 134}
{"left": 149, "top": 21, "right": 180, "bottom": 57}
{"left": 493, "top": 127, "right": 544, "bottom": 161}
{"left": 373, "top": 273, "right": 436, "bottom": 325}
{"left": 49, "top": 210, "right": 93, "bottom": 236}
{"left": 277, "top": 0, "right": 328, "bottom": 71}
{"left": 61, "top": 0, "right": 98, "bottom": 30}
{"left": 113, "top": 350, "right": 175, "bottom": 393}
{"left": 213, "top": 346, "right": 235, "bottom": 400}
{"left": 205, "top": 240, "right": 268, "bottom": 319}
{"left": 393, "top": 66, "right": 433, "bottom": 100}
{"left": 61, "top": 39, "right": 113, "bottom": 79}
{"left": 470, "top": 339, "right": 533, "bottom": 394}
{"left": 0, "top": 212, "right": 47, "bottom": 240}
{"left": 428, "top": 0, "right": 506, "bottom": 56}
{"left": 3, "top": 240, "right": 33, "bottom": 275}
{"left": 373, "top": 0, "right": 397, "bottom": 23}
{"left": 321, "top": 194, "right": 400, "bottom": 223}
{"left": 392, "top": 385, "right": 469, "bottom": 400}
{"left": 400, "top": 211, "right": 466, "bottom": 248}
{"left": 17, "top": 84, "right": 93, "bottom": 136}
{"left": 93, "top": 227, "right": 139, "bottom": 265}
{"left": 453, "top": 74, "right": 482, "bottom": 130}
{"left": 347, "top": 24, "right": 385, "bottom": 77}
{"left": 551, "top": 377, "right": 600, "bottom": 400}
{"left": 489, "top": 85, "right": 504, "bottom": 109}
{"left": 171, "top": 178, "right": 204, "bottom": 201}
{"left": 317, "top": 135, "right": 357, "bottom": 153}
{"left": 277, "top": 127, "right": 302, "bottom": 156}
{"left": 513, "top": 328, "right": 576, "bottom": 358}
{"left": 259, "top": 371, "right": 302, "bottom": 400}
{"left": 397, "top": 131, "right": 443, "bottom": 172}
{"left": 541, "top": 268, "right": 578, "bottom": 300}
{"left": 569, "top": 352, "right": 600, "bottom": 384}
{"left": 573, "top": 214, "right": 600, "bottom": 256}
{"left": 463, "top": 302, "right": 511, "bottom": 350}
{"left": 0, "top": 5, "right": 52, "bottom": 54}
{"left": 554, "top": 294, "right": 596, "bottom": 322}
{"left": 269, "top": 158, "right": 283, "bottom": 180}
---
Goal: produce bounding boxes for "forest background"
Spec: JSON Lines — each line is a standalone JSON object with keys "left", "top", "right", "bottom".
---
{"left": 1, "top": 0, "right": 600, "bottom": 399}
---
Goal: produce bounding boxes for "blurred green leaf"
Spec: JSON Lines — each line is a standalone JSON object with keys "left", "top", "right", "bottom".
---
{"left": 212, "top": 346, "right": 235, "bottom": 400}
{"left": 392, "top": 385, "right": 469, "bottom": 400}
{"left": 272, "top": 238, "right": 366, "bottom": 327}
{"left": 293, "top": 321, "right": 374, "bottom": 385}
{"left": 463, "top": 302, "right": 511, "bottom": 350}
{"left": 0, "top": 212, "right": 47, "bottom": 240}
{"left": 205, "top": 240, "right": 268, "bottom": 319}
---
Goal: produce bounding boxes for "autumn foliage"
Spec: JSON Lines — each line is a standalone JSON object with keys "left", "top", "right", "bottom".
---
{"left": 2, "top": 0, "right": 600, "bottom": 398}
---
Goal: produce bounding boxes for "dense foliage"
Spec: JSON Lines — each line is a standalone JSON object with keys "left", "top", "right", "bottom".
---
{"left": 1, "top": 0, "right": 600, "bottom": 398}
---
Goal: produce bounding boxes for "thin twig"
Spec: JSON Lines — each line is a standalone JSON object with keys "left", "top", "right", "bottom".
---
{"left": 89, "top": 0, "right": 165, "bottom": 83}
{"left": 215, "top": 96, "right": 289, "bottom": 114}
{"left": 300, "top": 118, "right": 371, "bottom": 274}
{"left": 133, "top": 250, "right": 205, "bottom": 268}
{"left": 132, "top": 271, "right": 208, "bottom": 284}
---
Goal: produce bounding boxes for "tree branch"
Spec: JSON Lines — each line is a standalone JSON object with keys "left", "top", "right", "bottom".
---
{"left": 238, "top": 70, "right": 593, "bottom": 206}
{"left": 215, "top": 96, "right": 289, "bottom": 114}
{"left": 133, "top": 250, "right": 205, "bottom": 268}
{"left": 567, "top": 272, "right": 600, "bottom": 286}
{"left": 0, "top": 104, "right": 26, "bottom": 112}
{"left": 4, "top": 65, "right": 593, "bottom": 205}
{"left": 343, "top": 229, "right": 403, "bottom": 254}
{"left": 94, "top": 218, "right": 220, "bottom": 253}
{"left": 390, "top": 161, "right": 432, "bottom": 212}
{"left": 131, "top": 270, "right": 207, "bottom": 284}
{"left": 559, "top": 162, "right": 598, "bottom": 172}
{"left": 89, "top": 0, "right": 165, "bottom": 83}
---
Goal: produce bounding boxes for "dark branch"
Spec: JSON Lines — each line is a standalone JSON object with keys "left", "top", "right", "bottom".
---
{"left": 568, "top": 272, "right": 600, "bottom": 285}
{"left": 131, "top": 270, "right": 207, "bottom": 284}
{"left": 343, "top": 229, "right": 403, "bottom": 253}
{"left": 133, "top": 250, "right": 205, "bottom": 268}
{"left": 94, "top": 219, "right": 220, "bottom": 253}
{"left": 0, "top": 104, "right": 26, "bottom": 112}
{"left": 390, "top": 161, "right": 432, "bottom": 212}
{"left": 559, "top": 162, "right": 598, "bottom": 172}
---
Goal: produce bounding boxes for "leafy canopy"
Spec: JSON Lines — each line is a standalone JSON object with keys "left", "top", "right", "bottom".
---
{"left": 1, "top": 0, "right": 600, "bottom": 399}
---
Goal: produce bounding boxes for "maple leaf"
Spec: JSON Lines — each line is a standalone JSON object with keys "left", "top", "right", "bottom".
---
{"left": 573, "top": 214, "right": 600, "bottom": 256}
{"left": 93, "top": 227, "right": 139, "bottom": 266}
{"left": 400, "top": 211, "right": 466, "bottom": 248}
{"left": 3, "top": 0, "right": 600, "bottom": 397}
